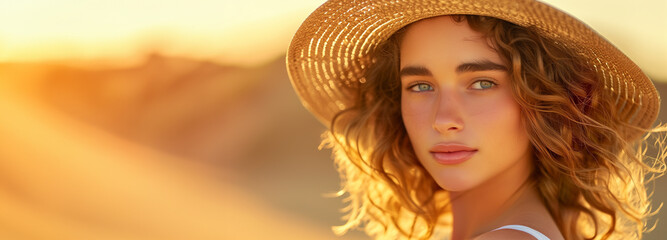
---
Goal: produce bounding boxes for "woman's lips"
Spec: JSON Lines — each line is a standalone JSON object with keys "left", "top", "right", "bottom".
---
{"left": 431, "top": 151, "right": 477, "bottom": 164}
{"left": 429, "top": 143, "right": 477, "bottom": 165}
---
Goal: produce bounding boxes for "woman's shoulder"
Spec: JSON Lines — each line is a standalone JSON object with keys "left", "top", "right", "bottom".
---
{"left": 474, "top": 226, "right": 542, "bottom": 240}
{"left": 474, "top": 224, "right": 562, "bottom": 240}
{"left": 474, "top": 187, "right": 564, "bottom": 240}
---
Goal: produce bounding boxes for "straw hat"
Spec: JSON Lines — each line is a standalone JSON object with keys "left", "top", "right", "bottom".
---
{"left": 286, "top": 0, "right": 659, "bottom": 139}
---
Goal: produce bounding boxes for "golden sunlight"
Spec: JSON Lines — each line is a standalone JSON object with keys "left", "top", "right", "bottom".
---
{"left": 0, "top": 0, "right": 664, "bottom": 78}
{"left": 0, "top": 1, "right": 666, "bottom": 239}
{"left": 0, "top": 0, "right": 325, "bottom": 67}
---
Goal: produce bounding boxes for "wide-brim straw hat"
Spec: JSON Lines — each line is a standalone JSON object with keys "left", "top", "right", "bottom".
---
{"left": 286, "top": 0, "right": 659, "bottom": 140}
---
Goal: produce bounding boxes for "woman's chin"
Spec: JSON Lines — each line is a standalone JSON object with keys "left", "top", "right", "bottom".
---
{"left": 432, "top": 174, "right": 481, "bottom": 193}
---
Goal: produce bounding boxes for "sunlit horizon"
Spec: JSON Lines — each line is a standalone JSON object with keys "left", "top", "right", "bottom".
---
{"left": 0, "top": 0, "right": 325, "bottom": 68}
{"left": 0, "top": 0, "right": 665, "bottom": 79}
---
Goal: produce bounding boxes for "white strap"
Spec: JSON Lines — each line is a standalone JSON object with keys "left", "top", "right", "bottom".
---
{"left": 493, "top": 225, "right": 550, "bottom": 240}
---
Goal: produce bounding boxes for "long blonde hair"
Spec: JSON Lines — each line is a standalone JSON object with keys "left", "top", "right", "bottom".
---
{"left": 322, "top": 15, "right": 666, "bottom": 240}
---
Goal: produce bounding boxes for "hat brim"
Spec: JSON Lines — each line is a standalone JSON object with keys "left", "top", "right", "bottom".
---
{"left": 287, "top": 0, "right": 659, "bottom": 140}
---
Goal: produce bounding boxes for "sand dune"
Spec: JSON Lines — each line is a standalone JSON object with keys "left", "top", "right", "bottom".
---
{"left": 1, "top": 55, "right": 664, "bottom": 239}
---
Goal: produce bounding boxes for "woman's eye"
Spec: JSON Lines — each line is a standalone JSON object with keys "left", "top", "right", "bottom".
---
{"left": 470, "top": 80, "right": 497, "bottom": 90}
{"left": 408, "top": 83, "right": 433, "bottom": 92}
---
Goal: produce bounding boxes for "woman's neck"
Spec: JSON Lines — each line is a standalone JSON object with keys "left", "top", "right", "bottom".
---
{"left": 448, "top": 156, "right": 535, "bottom": 240}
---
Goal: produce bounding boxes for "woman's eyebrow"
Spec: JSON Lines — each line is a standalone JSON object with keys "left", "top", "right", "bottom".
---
{"left": 400, "top": 66, "right": 432, "bottom": 77}
{"left": 400, "top": 60, "right": 507, "bottom": 78}
{"left": 456, "top": 60, "right": 508, "bottom": 73}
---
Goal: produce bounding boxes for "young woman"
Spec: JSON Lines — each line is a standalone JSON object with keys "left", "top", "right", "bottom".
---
{"left": 287, "top": 0, "right": 666, "bottom": 239}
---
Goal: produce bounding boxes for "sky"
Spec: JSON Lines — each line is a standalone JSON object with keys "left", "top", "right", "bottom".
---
{"left": 0, "top": 0, "right": 665, "bottom": 79}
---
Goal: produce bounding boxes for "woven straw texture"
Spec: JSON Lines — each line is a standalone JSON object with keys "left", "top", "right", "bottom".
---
{"left": 287, "top": 0, "right": 659, "bottom": 139}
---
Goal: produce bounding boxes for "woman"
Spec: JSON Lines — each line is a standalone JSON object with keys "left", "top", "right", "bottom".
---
{"left": 287, "top": 0, "right": 665, "bottom": 239}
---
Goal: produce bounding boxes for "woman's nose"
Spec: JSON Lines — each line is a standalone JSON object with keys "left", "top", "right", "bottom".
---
{"left": 432, "top": 91, "right": 464, "bottom": 134}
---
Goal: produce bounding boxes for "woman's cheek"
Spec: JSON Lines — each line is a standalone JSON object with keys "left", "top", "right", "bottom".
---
{"left": 401, "top": 96, "right": 433, "bottom": 144}
{"left": 469, "top": 93, "right": 524, "bottom": 139}
{"left": 464, "top": 93, "right": 507, "bottom": 116}
{"left": 401, "top": 94, "right": 433, "bottom": 119}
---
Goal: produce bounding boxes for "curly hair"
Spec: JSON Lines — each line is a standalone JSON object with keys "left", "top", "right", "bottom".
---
{"left": 322, "top": 15, "right": 666, "bottom": 240}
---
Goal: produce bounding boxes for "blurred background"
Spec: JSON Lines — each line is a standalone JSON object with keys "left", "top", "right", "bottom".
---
{"left": 0, "top": 0, "right": 665, "bottom": 239}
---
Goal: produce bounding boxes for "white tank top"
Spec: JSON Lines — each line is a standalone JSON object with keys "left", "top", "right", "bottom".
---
{"left": 493, "top": 225, "right": 551, "bottom": 240}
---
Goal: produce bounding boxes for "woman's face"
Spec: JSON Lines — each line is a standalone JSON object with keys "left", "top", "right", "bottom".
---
{"left": 400, "top": 16, "right": 532, "bottom": 192}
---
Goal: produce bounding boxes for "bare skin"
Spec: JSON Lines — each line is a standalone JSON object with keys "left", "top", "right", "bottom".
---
{"left": 472, "top": 184, "right": 564, "bottom": 240}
